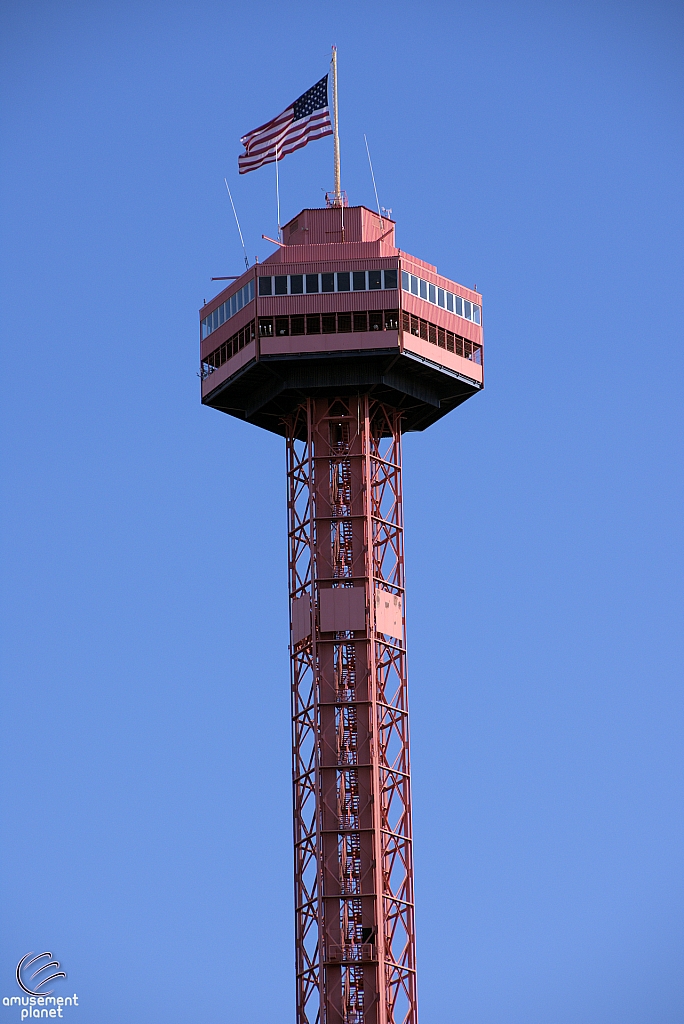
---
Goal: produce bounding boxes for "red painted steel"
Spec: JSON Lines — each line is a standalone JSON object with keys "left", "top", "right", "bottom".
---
{"left": 200, "top": 204, "right": 484, "bottom": 1021}
{"left": 287, "top": 396, "right": 416, "bottom": 1024}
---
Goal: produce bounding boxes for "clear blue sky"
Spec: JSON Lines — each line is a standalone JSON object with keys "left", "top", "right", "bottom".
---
{"left": 1, "top": 1, "right": 682, "bottom": 1021}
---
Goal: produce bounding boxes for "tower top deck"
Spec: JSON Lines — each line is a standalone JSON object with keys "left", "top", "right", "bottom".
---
{"left": 199, "top": 205, "right": 483, "bottom": 436}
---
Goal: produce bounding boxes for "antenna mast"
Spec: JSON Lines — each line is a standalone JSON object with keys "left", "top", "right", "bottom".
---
{"left": 331, "top": 45, "right": 342, "bottom": 207}
{"left": 224, "top": 179, "right": 249, "bottom": 269}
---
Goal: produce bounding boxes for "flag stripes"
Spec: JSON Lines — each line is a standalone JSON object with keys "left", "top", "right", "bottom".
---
{"left": 238, "top": 76, "right": 332, "bottom": 175}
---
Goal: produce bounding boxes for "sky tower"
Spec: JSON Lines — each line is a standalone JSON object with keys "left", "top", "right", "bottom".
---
{"left": 199, "top": 57, "right": 484, "bottom": 1024}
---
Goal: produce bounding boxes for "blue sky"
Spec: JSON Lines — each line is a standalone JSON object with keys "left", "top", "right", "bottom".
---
{"left": 1, "top": 1, "right": 682, "bottom": 1021}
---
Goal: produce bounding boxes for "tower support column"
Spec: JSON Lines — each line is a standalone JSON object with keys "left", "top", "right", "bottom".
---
{"left": 287, "top": 396, "right": 417, "bottom": 1024}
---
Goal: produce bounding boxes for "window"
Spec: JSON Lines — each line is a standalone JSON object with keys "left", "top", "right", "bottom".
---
{"left": 275, "top": 317, "right": 289, "bottom": 336}
{"left": 290, "top": 275, "right": 303, "bottom": 294}
{"left": 353, "top": 312, "right": 367, "bottom": 331}
{"left": 322, "top": 314, "right": 336, "bottom": 333}
{"left": 275, "top": 276, "right": 288, "bottom": 295}
{"left": 259, "top": 276, "right": 272, "bottom": 296}
{"left": 396, "top": 271, "right": 482, "bottom": 327}
{"left": 369, "top": 312, "right": 383, "bottom": 331}
{"left": 368, "top": 269, "right": 382, "bottom": 290}
{"left": 306, "top": 314, "right": 320, "bottom": 334}
{"left": 385, "top": 310, "right": 399, "bottom": 329}
{"left": 202, "top": 319, "right": 258, "bottom": 378}
{"left": 200, "top": 280, "right": 255, "bottom": 339}
{"left": 322, "top": 273, "right": 335, "bottom": 292}
{"left": 384, "top": 269, "right": 398, "bottom": 290}
{"left": 259, "top": 317, "right": 273, "bottom": 336}
{"left": 338, "top": 314, "right": 352, "bottom": 332}
{"left": 337, "top": 272, "right": 350, "bottom": 292}
{"left": 353, "top": 271, "right": 366, "bottom": 291}
{"left": 306, "top": 274, "right": 319, "bottom": 293}
{"left": 291, "top": 316, "right": 305, "bottom": 335}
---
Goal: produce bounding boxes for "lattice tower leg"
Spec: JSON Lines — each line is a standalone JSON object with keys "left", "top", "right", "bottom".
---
{"left": 287, "top": 397, "right": 417, "bottom": 1024}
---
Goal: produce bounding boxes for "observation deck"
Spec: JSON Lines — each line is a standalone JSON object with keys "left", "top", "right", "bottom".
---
{"left": 199, "top": 205, "right": 483, "bottom": 436}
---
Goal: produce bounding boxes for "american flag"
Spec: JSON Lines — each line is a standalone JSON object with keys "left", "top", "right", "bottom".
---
{"left": 238, "top": 75, "right": 333, "bottom": 175}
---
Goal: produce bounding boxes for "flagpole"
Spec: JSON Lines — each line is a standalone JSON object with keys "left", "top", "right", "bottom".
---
{"left": 275, "top": 142, "right": 281, "bottom": 241}
{"left": 331, "top": 45, "right": 341, "bottom": 205}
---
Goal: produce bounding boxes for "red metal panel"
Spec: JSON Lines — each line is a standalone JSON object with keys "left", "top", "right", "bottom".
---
{"left": 200, "top": 341, "right": 256, "bottom": 398}
{"left": 259, "top": 295, "right": 398, "bottom": 317}
{"left": 263, "top": 240, "right": 398, "bottom": 265}
{"left": 281, "top": 206, "right": 396, "bottom": 246}
{"left": 287, "top": 397, "right": 417, "bottom": 1024}
{"left": 401, "top": 333, "right": 483, "bottom": 383}
{"left": 261, "top": 331, "right": 399, "bottom": 359}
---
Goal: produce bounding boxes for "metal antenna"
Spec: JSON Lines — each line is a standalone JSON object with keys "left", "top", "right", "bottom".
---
{"left": 224, "top": 179, "right": 249, "bottom": 270}
{"left": 331, "top": 45, "right": 341, "bottom": 203}
{"left": 364, "top": 134, "right": 383, "bottom": 231}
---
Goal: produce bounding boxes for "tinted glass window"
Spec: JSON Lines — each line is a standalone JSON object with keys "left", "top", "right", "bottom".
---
{"left": 290, "top": 275, "right": 303, "bottom": 294}
{"left": 353, "top": 271, "right": 366, "bottom": 291}
{"left": 322, "top": 314, "right": 336, "bottom": 333}
{"left": 274, "top": 276, "right": 288, "bottom": 295}
{"left": 455, "top": 296, "right": 463, "bottom": 316}
{"left": 401, "top": 270, "right": 409, "bottom": 291}
{"left": 321, "top": 273, "right": 335, "bottom": 292}
{"left": 291, "top": 316, "right": 305, "bottom": 335}
{"left": 437, "top": 289, "right": 445, "bottom": 307}
{"left": 385, "top": 310, "right": 399, "bottom": 329}
{"left": 218, "top": 306, "right": 225, "bottom": 326}
{"left": 338, "top": 314, "right": 352, "bottom": 332}
{"left": 473, "top": 305, "right": 481, "bottom": 324}
{"left": 306, "top": 274, "right": 319, "bottom": 293}
{"left": 410, "top": 276, "right": 419, "bottom": 295}
{"left": 368, "top": 269, "right": 381, "bottom": 290}
{"left": 275, "top": 317, "right": 289, "bottom": 336}
{"left": 237, "top": 290, "right": 243, "bottom": 311}
{"left": 419, "top": 280, "right": 428, "bottom": 300}
{"left": 446, "top": 293, "right": 453, "bottom": 312}
{"left": 384, "top": 269, "right": 398, "bottom": 290}
{"left": 230, "top": 294, "right": 237, "bottom": 316}
{"left": 337, "top": 272, "right": 350, "bottom": 292}
{"left": 464, "top": 300, "right": 472, "bottom": 320}
{"left": 428, "top": 284, "right": 436, "bottom": 303}
{"left": 259, "top": 276, "right": 272, "bottom": 296}
{"left": 306, "top": 314, "right": 320, "bottom": 334}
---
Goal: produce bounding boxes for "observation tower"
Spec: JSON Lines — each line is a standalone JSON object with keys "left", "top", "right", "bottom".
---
{"left": 199, "top": 202, "right": 484, "bottom": 1024}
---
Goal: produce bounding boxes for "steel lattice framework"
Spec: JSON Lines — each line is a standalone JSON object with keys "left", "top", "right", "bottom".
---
{"left": 287, "top": 396, "right": 416, "bottom": 1024}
